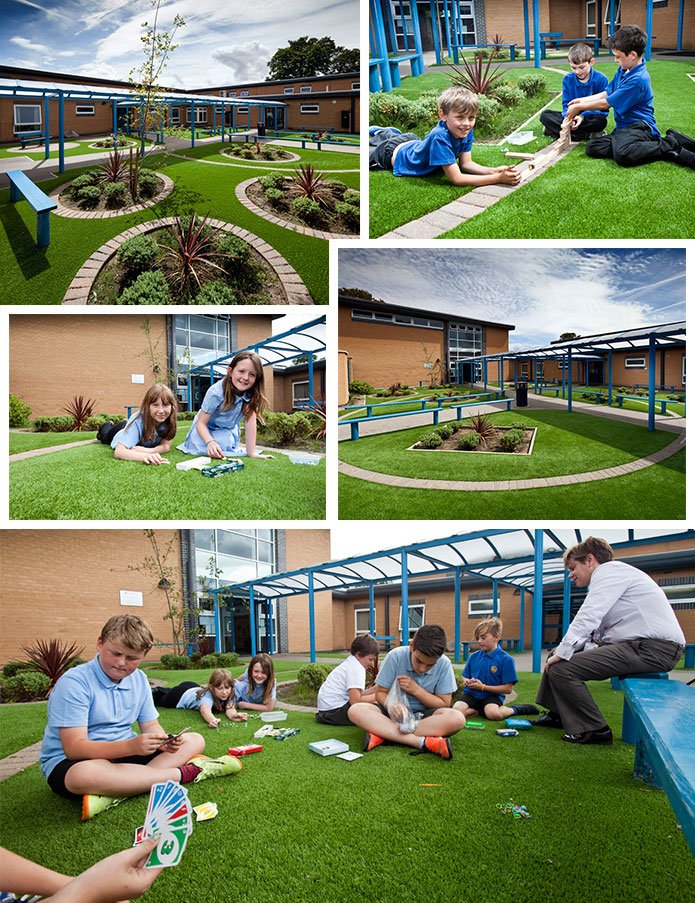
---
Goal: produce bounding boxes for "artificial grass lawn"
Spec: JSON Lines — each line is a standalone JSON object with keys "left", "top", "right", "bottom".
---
{"left": 536, "top": 389, "right": 686, "bottom": 418}
{"left": 0, "top": 700, "right": 47, "bottom": 759}
{"left": 0, "top": 144, "right": 356, "bottom": 304}
{"left": 370, "top": 60, "right": 695, "bottom": 238}
{"left": 9, "top": 425, "right": 325, "bottom": 520}
{"left": 0, "top": 138, "right": 156, "bottom": 161}
{"left": 2, "top": 676, "right": 694, "bottom": 903}
{"left": 169, "top": 142, "right": 359, "bottom": 176}
{"left": 9, "top": 431, "right": 98, "bottom": 454}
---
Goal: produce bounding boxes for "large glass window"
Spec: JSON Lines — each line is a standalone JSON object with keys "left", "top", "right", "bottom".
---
{"left": 448, "top": 322, "right": 482, "bottom": 380}
{"left": 397, "top": 603, "right": 425, "bottom": 639}
{"left": 174, "top": 314, "right": 231, "bottom": 367}
{"left": 14, "top": 104, "right": 41, "bottom": 134}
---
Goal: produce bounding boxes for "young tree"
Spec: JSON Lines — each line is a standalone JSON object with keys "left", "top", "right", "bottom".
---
{"left": 421, "top": 343, "right": 445, "bottom": 386}
{"left": 267, "top": 36, "right": 358, "bottom": 79}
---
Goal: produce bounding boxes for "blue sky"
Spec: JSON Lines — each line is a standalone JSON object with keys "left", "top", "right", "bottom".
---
{"left": 1, "top": 0, "right": 359, "bottom": 87}
{"left": 338, "top": 248, "right": 686, "bottom": 351}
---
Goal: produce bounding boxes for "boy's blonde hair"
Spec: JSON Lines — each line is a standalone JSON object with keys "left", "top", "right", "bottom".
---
{"left": 474, "top": 617, "right": 502, "bottom": 640}
{"left": 568, "top": 42, "right": 594, "bottom": 65}
{"left": 438, "top": 86, "right": 478, "bottom": 116}
{"left": 100, "top": 614, "right": 153, "bottom": 654}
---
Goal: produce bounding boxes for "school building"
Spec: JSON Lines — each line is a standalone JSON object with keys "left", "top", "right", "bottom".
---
{"left": 9, "top": 313, "right": 323, "bottom": 419}
{"left": 338, "top": 293, "right": 514, "bottom": 402}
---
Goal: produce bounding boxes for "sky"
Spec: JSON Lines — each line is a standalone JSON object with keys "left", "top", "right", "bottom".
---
{"left": 338, "top": 248, "right": 687, "bottom": 352}
{"left": 1, "top": 0, "right": 359, "bottom": 87}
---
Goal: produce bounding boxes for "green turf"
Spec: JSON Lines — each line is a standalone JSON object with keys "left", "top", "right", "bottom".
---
{"left": 168, "top": 142, "right": 359, "bottom": 174}
{"left": 9, "top": 425, "right": 325, "bottom": 520}
{"left": 0, "top": 701, "right": 47, "bottom": 758}
{"left": 0, "top": 143, "right": 356, "bottom": 304}
{"left": 535, "top": 389, "right": 686, "bottom": 418}
{"left": 9, "top": 431, "right": 98, "bottom": 453}
{"left": 369, "top": 60, "right": 695, "bottom": 238}
{"left": 340, "top": 389, "right": 499, "bottom": 420}
{"left": 2, "top": 675, "right": 693, "bottom": 903}
{"left": 0, "top": 138, "right": 155, "bottom": 161}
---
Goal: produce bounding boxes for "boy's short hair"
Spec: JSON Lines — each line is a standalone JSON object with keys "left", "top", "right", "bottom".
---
{"left": 563, "top": 536, "right": 615, "bottom": 567}
{"left": 100, "top": 614, "right": 153, "bottom": 654}
{"left": 474, "top": 617, "right": 502, "bottom": 640}
{"left": 568, "top": 42, "right": 594, "bottom": 65}
{"left": 412, "top": 624, "right": 447, "bottom": 658}
{"left": 351, "top": 634, "right": 379, "bottom": 657}
{"left": 607, "top": 24, "right": 647, "bottom": 57}
{"left": 438, "top": 86, "right": 478, "bottom": 116}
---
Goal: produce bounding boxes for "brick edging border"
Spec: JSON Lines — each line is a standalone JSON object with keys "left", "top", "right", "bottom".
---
{"left": 49, "top": 172, "right": 174, "bottom": 220}
{"left": 62, "top": 217, "right": 313, "bottom": 305}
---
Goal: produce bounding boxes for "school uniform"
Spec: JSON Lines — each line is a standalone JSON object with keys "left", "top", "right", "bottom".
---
{"left": 369, "top": 121, "right": 474, "bottom": 175}
{"left": 151, "top": 682, "right": 215, "bottom": 710}
{"left": 375, "top": 646, "right": 456, "bottom": 714}
{"left": 178, "top": 381, "right": 249, "bottom": 457}
{"left": 106, "top": 411, "right": 170, "bottom": 449}
{"left": 540, "top": 68, "right": 608, "bottom": 140}
{"left": 460, "top": 646, "right": 518, "bottom": 714}
{"left": 234, "top": 673, "right": 276, "bottom": 705}
{"left": 316, "top": 654, "right": 367, "bottom": 725}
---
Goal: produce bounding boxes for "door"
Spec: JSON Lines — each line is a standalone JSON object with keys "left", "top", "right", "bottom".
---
{"left": 586, "top": 0, "right": 597, "bottom": 38}
{"left": 390, "top": 1, "right": 413, "bottom": 51}
{"left": 341, "top": 110, "right": 351, "bottom": 130}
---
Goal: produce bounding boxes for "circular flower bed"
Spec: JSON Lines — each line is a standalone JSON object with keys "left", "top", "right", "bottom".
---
{"left": 88, "top": 137, "right": 138, "bottom": 150}
{"left": 222, "top": 143, "right": 299, "bottom": 163}
{"left": 410, "top": 419, "right": 536, "bottom": 455}
{"left": 56, "top": 166, "right": 167, "bottom": 215}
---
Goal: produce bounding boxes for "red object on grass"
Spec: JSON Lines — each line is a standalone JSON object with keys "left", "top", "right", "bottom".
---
{"left": 229, "top": 744, "right": 263, "bottom": 756}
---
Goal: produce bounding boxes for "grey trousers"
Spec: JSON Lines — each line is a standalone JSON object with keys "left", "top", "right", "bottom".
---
{"left": 535, "top": 638, "right": 684, "bottom": 734}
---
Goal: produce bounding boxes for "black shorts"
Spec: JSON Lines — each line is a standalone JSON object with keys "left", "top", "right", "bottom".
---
{"left": 47, "top": 750, "right": 160, "bottom": 801}
{"left": 315, "top": 702, "right": 352, "bottom": 726}
{"left": 369, "top": 131, "right": 419, "bottom": 170}
{"left": 459, "top": 692, "right": 504, "bottom": 715}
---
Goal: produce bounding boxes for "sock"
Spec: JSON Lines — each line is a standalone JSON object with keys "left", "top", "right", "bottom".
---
{"left": 178, "top": 763, "right": 202, "bottom": 784}
{"left": 417, "top": 737, "right": 425, "bottom": 749}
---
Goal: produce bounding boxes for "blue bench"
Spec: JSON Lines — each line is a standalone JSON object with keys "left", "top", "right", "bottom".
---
{"left": 541, "top": 37, "right": 601, "bottom": 58}
{"left": 684, "top": 644, "right": 695, "bottom": 669}
{"left": 615, "top": 394, "right": 683, "bottom": 414}
{"left": 461, "top": 638, "right": 520, "bottom": 659}
{"left": 450, "top": 42, "right": 517, "bottom": 62}
{"left": 388, "top": 52, "right": 423, "bottom": 88}
{"left": 540, "top": 32, "right": 562, "bottom": 50}
{"left": 374, "top": 634, "right": 397, "bottom": 651}
{"left": 7, "top": 170, "right": 57, "bottom": 248}
{"left": 577, "top": 390, "right": 608, "bottom": 404}
{"left": 621, "top": 678, "right": 695, "bottom": 857}
{"left": 611, "top": 671, "right": 669, "bottom": 741}
{"left": 19, "top": 131, "right": 52, "bottom": 149}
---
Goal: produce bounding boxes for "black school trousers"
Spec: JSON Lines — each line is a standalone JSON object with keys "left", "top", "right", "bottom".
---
{"left": 586, "top": 120, "right": 679, "bottom": 167}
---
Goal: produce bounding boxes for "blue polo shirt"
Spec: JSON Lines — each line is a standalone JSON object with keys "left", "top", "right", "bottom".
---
{"left": 39, "top": 656, "right": 158, "bottom": 779}
{"left": 376, "top": 646, "right": 457, "bottom": 714}
{"left": 463, "top": 646, "right": 518, "bottom": 704}
{"left": 393, "top": 120, "right": 475, "bottom": 177}
{"left": 562, "top": 67, "right": 609, "bottom": 117}
{"left": 234, "top": 674, "right": 276, "bottom": 704}
{"left": 606, "top": 61, "right": 660, "bottom": 136}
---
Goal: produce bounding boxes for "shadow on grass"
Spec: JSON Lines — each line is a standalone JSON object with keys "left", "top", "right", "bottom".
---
{"left": 0, "top": 202, "right": 51, "bottom": 278}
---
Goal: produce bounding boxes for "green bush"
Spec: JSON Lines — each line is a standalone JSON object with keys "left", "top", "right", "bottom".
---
{"left": 83, "top": 414, "right": 112, "bottom": 430}
{"left": 216, "top": 653, "right": 239, "bottom": 668}
{"left": 118, "top": 270, "right": 170, "bottom": 305}
{"left": 435, "top": 423, "right": 456, "bottom": 439}
{"left": 240, "top": 148, "right": 254, "bottom": 159}
{"left": 137, "top": 170, "right": 159, "bottom": 199}
{"left": 473, "top": 94, "right": 502, "bottom": 135}
{"left": 418, "top": 431, "right": 443, "bottom": 449}
{"left": 335, "top": 201, "right": 359, "bottom": 231}
{"left": 160, "top": 654, "right": 190, "bottom": 670}
{"left": 103, "top": 181, "right": 127, "bottom": 207}
{"left": 32, "top": 415, "right": 74, "bottom": 433}
{"left": 259, "top": 171, "right": 286, "bottom": 190}
{"left": 219, "top": 234, "right": 251, "bottom": 272}
{"left": 2, "top": 671, "right": 51, "bottom": 702}
{"left": 328, "top": 179, "right": 348, "bottom": 195}
{"left": 499, "top": 428, "right": 524, "bottom": 451}
{"left": 263, "top": 411, "right": 312, "bottom": 445}
{"left": 509, "top": 422, "right": 527, "bottom": 430}
{"left": 2, "top": 660, "right": 36, "bottom": 679}
{"left": 70, "top": 172, "right": 97, "bottom": 194}
{"left": 349, "top": 380, "right": 374, "bottom": 396}
{"left": 198, "top": 654, "right": 219, "bottom": 669}
{"left": 369, "top": 89, "right": 440, "bottom": 136}
{"left": 297, "top": 663, "right": 331, "bottom": 693}
{"left": 344, "top": 190, "right": 360, "bottom": 208}
{"left": 195, "top": 281, "right": 237, "bottom": 304}
{"left": 516, "top": 71, "right": 547, "bottom": 96}
{"left": 9, "top": 394, "right": 31, "bottom": 428}
{"left": 260, "top": 146, "right": 275, "bottom": 159}
{"left": 291, "top": 196, "right": 322, "bottom": 225}
{"left": 78, "top": 185, "right": 101, "bottom": 208}
{"left": 458, "top": 432, "right": 481, "bottom": 450}
{"left": 177, "top": 411, "right": 197, "bottom": 421}
{"left": 265, "top": 187, "right": 285, "bottom": 206}
{"left": 493, "top": 84, "right": 524, "bottom": 107}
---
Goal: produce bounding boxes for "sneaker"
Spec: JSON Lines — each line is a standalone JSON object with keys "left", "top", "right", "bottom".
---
{"left": 530, "top": 711, "right": 563, "bottom": 728}
{"left": 511, "top": 704, "right": 540, "bottom": 717}
{"left": 82, "top": 793, "right": 125, "bottom": 821}
{"left": 561, "top": 726, "right": 613, "bottom": 746}
{"left": 96, "top": 421, "right": 113, "bottom": 442}
{"left": 368, "top": 126, "right": 401, "bottom": 137}
{"left": 362, "top": 731, "right": 385, "bottom": 752}
{"left": 186, "top": 754, "right": 242, "bottom": 783}
{"left": 422, "top": 736, "right": 453, "bottom": 760}
{"left": 666, "top": 128, "right": 695, "bottom": 151}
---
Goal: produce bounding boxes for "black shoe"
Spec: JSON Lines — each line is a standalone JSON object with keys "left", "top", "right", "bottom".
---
{"left": 511, "top": 704, "right": 540, "bottom": 717}
{"left": 666, "top": 128, "right": 695, "bottom": 152}
{"left": 664, "top": 147, "right": 695, "bottom": 169}
{"left": 530, "top": 711, "right": 563, "bottom": 728}
{"left": 561, "top": 726, "right": 613, "bottom": 746}
{"left": 96, "top": 420, "right": 113, "bottom": 442}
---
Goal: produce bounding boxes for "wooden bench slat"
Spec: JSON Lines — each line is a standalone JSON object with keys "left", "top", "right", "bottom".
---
{"left": 8, "top": 171, "right": 57, "bottom": 214}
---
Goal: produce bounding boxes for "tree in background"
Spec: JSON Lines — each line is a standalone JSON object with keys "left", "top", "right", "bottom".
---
{"left": 267, "top": 36, "right": 359, "bottom": 79}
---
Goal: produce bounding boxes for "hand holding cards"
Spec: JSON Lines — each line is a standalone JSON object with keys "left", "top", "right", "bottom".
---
{"left": 157, "top": 726, "right": 191, "bottom": 750}
{"left": 134, "top": 780, "right": 193, "bottom": 869}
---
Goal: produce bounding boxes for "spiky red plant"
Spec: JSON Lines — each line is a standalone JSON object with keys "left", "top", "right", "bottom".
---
{"left": 97, "top": 147, "right": 128, "bottom": 184}
{"left": 467, "top": 412, "right": 497, "bottom": 446}
{"left": 62, "top": 395, "right": 97, "bottom": 431}
{"left": 22, "top": 638, "right": 84, "bottom": 691}
{"left": 290, "top": 163, "right": 333, "bottom": 209}
{"left": 159, "top": 213, "right": 235, "bottom": 297}
{"left": 448, "top": 55, "right": 509, "bottom": 96}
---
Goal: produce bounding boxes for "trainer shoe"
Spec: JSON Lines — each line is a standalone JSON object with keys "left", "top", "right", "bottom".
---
{"left": 530, "top": 710, "right": 563, "bottom": 728}
{"left": 561, "top": 726, "right": 613, "bottom": 746}
{"left": 362, "top": 732, "right": 385, "bottom": 752}
{"left": 187, "top": 754, "right": 242, "bottom": 783}
{"left": 96, "top": 421, "right": 113, "bottom": 442}
{"left": 368, "top": 126, "right": 401, "bottom": 137}
{"left": 666, "top": 128, "right": 695, "bottom": 151}
{"left": 82, "top": 793, "right": 125, "bottom": 820}
{"left": 423, "top": 736, "right": 453, "bottom": 760}
{"left": 511, "top": 704, "right": 540, "bottom": 716}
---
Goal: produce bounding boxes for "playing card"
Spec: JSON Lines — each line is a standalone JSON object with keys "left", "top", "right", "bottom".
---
{"left": 141, "top": 780, "right": 193, "bottom": 869}
{"left": 145, "top": 823, "right": 189, "bottom": 869}
{"left": 193, "top": 802, "right": 218, "bottom": 821}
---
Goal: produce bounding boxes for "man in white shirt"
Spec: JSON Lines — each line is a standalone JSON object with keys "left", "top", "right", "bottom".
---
{"left": 533, "top": 537, "right": 685, "bottom": 745}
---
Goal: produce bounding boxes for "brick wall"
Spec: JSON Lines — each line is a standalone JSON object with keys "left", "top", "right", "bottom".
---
{"left": 338, "top": 351, "right": 350, "bottom": 405}
{"left": 484, "top": 0, "right": 551, "bottom": 46}
{"left": 1, "top": 99, "right": 115, "bottom": 144}
{"left": 622, "top": 0, "right": 695, "bottom": 50}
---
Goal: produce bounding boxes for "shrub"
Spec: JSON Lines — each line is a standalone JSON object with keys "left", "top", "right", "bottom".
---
{"left": 349, "top": 380, "right": 374, "bottom": 396}
{"left": 218, "top": 234, "right": 251, "bottom": 271}
{"left": 31, "top": 415, "right": 75, "bottom": 432}
{"left": 78, "top": 185, "right": 101, "bottom": 208}
{"left": 2, "top": 671, "right": 52, "bottom": 702}
{"left": 344, "top": 190, "right": 360, "bottom": 207}
{"left": 458, "top": 432, "right": 481, "bottom": 450}
{"left": 493, "top": 83, "right": 524, "bottom": 107}
{"left": 368, "top": 90, "right": 440, "bottom": 136}
{"left": 472, "top": 94, "right": 502, "bottom": 135}
{"left": 22, "top": 638, "right": 84, "bottom": 691}
{"left": 498, "top": 428, "right": 524, "bottom": 451}
{"left": 435, "top": 423, "right": 456, "bottom": 439}
{"left": 292, "top": 196, "right": 322, "bottom": 225}
{"left": 198, "top": 654, "right": 219, "bottom": 669}
{"left": 510, "top": 422, "right": 527, "bottom": 430}
{"left": 160, "top": 654, "right": 190, "bottom": 670}
{"left": 137, "top": 170, "right": 159, "bottom": 199}
{"left": 264, "top": 411, "right": 312, "bottom": 444}
{"left": 448, "top": 55, "right": 510, "bottom": 97}
{"left": 9, "top": 394, "right": 31, "bottom": 427}
{"left": 83, "top": 414, "right": 111, "bottom": 430}
{"left": 260, "top": 146, "right": 275, "bottom": 159}
{"left": 297, "top": 663, "right": 331, "bottom": 694}
{"left": 2, "top": 660, "right": 36, "bottom": 678}
{"left": 216, "top": 653, "right": 239, "bottom": 668}
{"left": 240, "top": 147, "right": 254, "bottom": 159}
{"left": 516, "top": 71, "right": 547, "bottom": 97}
{"left": 335, "top": 201, "right": 359, "bottom": 231}
{"left": 418, "top": 431, "right": 443, "bottom": 449}
{"left": 70, "top": 172, "right": 97, "bottom": 195}
{"left": 467, "top": 412, "right": 496, "bottom": 446}
{"left": 265, "top": 187, "right": 285, "bottom": 206}
{"left": 259, "top": 171, "right": 286, "bottom": 190}
{"left": 195, "top": 280, "right": 237, "bottom": 304}
{"left": 177, "top": 411, "right": 197, "bottom": 421}
{"left": 62, "top": 395, "right": 97, "bottom": 431}
{"left": 118, "top": 270, "right": 170, "bottom": 305}
{"left": 103, "top": 181, "right": 127, "bottom": 207}
{"left": 328, "top": 179, "right": 348, "bottom": 195}
{"left": 117, "top": 235, "right": 159, "bottom": 277}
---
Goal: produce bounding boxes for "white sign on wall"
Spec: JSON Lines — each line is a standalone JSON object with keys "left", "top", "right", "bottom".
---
{"left": 120, "top": 590, "right": 144, "bottom": 607}
{"left": 131, "top": 374, "right": 145, "bottom": 384}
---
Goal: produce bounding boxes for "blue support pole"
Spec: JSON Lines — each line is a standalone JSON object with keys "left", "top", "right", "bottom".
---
{"left": 678, "top": 0, "right": 684, "bottom": 50}
{"left": 410, "top": 0, "right": 425, "bottom": 75}
{"left": 514, "top": 358, "right": 518, "bottom": 390}
{"left": 567, "top": 349, "right": 573, "bottom": 413}
{"left": 308, "top": 352, "right": 315, "bottom": 404}
{"left": 399, "top": 2, "right": 409, "bottom": 51}
{"left": 483, "top": 359, "right": 488, "bottom": 392}
{"left": 308, "top": 571, "right": 316, "bottom": 663}
{"left": 534, "top": 359, "right": 539, "bottom": 395}
{"left": 400, "top": 549, "right": 409, "bottom": 646}
{"left": 190, "top": 101, "right": 195, "bottom": 148}
{"left": 443, "top": 0, "right": 452, "bottom": 61}
{"left": 454, "top": 567, "right": 461, "bottom": 663}
{"left": 430, "top": 0, "right": 441, "bottom": 64}
{"left": 249, "top": 585, "right": 257, "bottom": 657}
{"left": 645, "top": 0, "right": 653, "bottom": 61}
{"left": 562, "top": 571, "right": 571, "bottom": 637}
{"left": 519, "top": 588, "right": 525, "bottom": 651}
{"left": 610, "top": 0, "right": 616, "bottom": 36}
{"left": 608, "top": 349, "right": 613, "bottom": 405}
{"left": 532, "top": 0, "right": 541, "bottom": 68}
{"left": 492, "top": 579, "right": 499, "bottom": 616}
{"left": 229, "top": 603, "right": 235, "bottom": 653}
{"left": 648, "top": 333, "right": 656, "bottom": 431}
{"left": 532, "top": 530, "right": 544, "bottom": 673}
{"left": 112, "top": 100, "right": 118, "bottom": 149}
{"left": 523, "top": 0, "right": 530, "bottom": 60}
{"left": 498, "top": 359, "right": 503, "bottom": 391}
{"left": 58, "top": 91, "right": 65, "bottom": 173}
{"left": 222, "top": 102, "right": 225, "bottom": 143}
{"left": 214, "top": 597, "right": 223, "bottom": 653}
{"left": 267, "top": 600, "right": 274, "bottom": 654}
{"left": 187, "top": 374, "right": 193, "bottom": 412}
{"left": 369, "top": 583, "right": 376, "bottom": 635}
{"left": 44, "top": 96, "right": 50, "bottom": 159}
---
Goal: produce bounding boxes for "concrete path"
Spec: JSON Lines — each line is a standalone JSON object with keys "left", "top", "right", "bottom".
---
{"left": 10, "top": 438, "right": 99, "bottom": 462}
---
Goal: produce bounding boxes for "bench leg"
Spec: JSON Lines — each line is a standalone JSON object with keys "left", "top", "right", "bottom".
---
{"left": 350, "top": 422, "right": 359, "bottom": 441}
{"left": 621, "top": 697, "right": 639, "bottom": 743}
{"left": 37, "top": 211, "right": 51, "bottom": 248}
{"left": 634, "top": 739, "right": 662, "bottom": 787}
{"left": 10, "top": 182, "right": 19, "bottom": 203}
{"left": 684, "top": 647, "right": 694, "bottom": 669}
{"left": 510, "top": 46, "right": 515, "bottom": 61}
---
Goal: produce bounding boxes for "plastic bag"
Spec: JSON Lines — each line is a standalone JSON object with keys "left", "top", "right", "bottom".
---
{"left": 384, "top": 679, "right": 419, "bottom": 733}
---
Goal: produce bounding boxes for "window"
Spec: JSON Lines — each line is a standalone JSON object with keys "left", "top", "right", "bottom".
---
{"left": 170, "top": 107, "right": 180, "bottom": 123}
{"left": 237, "top": 106, "right": 249, "bottom": 114}
{"left": 174, "top": 314, "right": 231, "bottom": 368}
{"left": 220, "top": 90, "right": 227, "bottom": 97}
{"left": 652, "top": 0, "right": 668, "bottom": 7}
{"left": 215, "top": 104, "right": 223, "bottom": 113}
{"left": 624, "top": 356, "right": 646, "bottom": 369}
{"left": 520, "top": 363, "right": 529, "bottom": 378}
{"left": 468, "top": 593, "right": 493, "bottom": 617}
{"left": 355, "top": 608, "right": 372, "bottom": 634}
{"left": 300, "top": 103, "right": 320, "bottom": 114}
{"left": 241, "top": 90, "right": 249, "bottom": 97}
{"left": 448, "top": 322, "right": 483, "bottom": 378}
{"left": 292, "top": 379, "right": 310, "bottom": 409}
{"left": 284, "top": 87, "right": 295, "bottom": 94}
{"left": 229, "top": 91, "right": 237, "bottom": 97}
{"left": 13, "top": 104, "right": 41, "bottom": 134}
{"left": 186, "top": 108, "right": 207, "bottom": 124}
{"left": 300, "top": 86, "right": 312, "bottom": 93}
{"left": 351, "top": 81, "right": 359, "bottom": 89}
{"left": 604, "top": 0, "right": 622, "bottom": 23}
{"left": 659, "top": 577, "right": 695, "bottom": 610}
{"left": 351, "top": 309, "right": 443, "bottom": 330}
{"left": 75, "top": 104, "right": 95, "bottom": 116}
{"left": 397, "top": 603, "right": 425, "bottom": 640}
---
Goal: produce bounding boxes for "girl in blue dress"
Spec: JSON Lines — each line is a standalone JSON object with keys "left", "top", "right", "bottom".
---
{"left": 96, "top": 383, "right": 178, "bottom": 466}
{"left": 178, "top": 351, "right": 274, "bottom": 460}
{"left": 152, "top": 669, "right": 247, "bottom": 729}
{"left": 234, "top": 653, "right": 277, "bottom": 713}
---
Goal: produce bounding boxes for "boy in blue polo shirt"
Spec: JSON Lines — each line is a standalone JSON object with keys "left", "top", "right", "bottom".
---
{"left": 453, "top": 618, "right": 538, "bottom": 722}
{"left": 540, "top": 42, "right": 608, "bottom": 140}
{"left": 567, "top": 24, "right": 695, "bottom": 168}
{"left": 40, "top": 614, "right": 242, "bottom": 820}
{"left": 369, "top": 86, "right": 521, "bottom": 187}
{"left": 347, "top": 624, "right": 465, "bottom": 759}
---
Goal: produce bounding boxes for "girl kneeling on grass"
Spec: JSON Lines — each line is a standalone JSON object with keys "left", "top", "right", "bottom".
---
{"left": 234, "top": 653, "right": 277, "bottom": 712}
{"left": 152, "top": 669, "right": 247, "bottom": 729}
{"left": 177, "top": 351, "right": 274, "bottom": 460}
{"left": 96, "top": 383, "right": 177, "bottom": 466}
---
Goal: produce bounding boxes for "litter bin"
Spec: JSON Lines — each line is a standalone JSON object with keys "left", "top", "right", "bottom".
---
{"left": 257, "top": 124, "right": 266, "bottom": 137}
{"left": 516, "top": 382, "right": 528, "bottom": 407}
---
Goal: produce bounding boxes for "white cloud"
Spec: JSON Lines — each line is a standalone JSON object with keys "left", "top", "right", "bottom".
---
{"left": 10, "top": 36, "right": 76, "bottom": 57}
{"left": 210, "top": 42, "right": 272, "bottom": 84}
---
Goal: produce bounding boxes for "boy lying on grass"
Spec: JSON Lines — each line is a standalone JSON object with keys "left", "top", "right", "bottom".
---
{"left": 369, "top": 86, "right": 521, "bottom": 188}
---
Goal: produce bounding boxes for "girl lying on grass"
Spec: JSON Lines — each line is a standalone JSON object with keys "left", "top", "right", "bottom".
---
{"left": 96, "top": 383, "right": 177, "bottom": 466}
{"left": 178, "top": 351, "right": 274, "bottom": 460}
{"left": 234, "top": 653, "right": 277, "bottom": 712}
{"left": 152, "top": 668, "right": 247, "bottom": 729}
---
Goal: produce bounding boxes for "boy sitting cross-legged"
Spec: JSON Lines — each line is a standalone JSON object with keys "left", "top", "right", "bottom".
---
{"left": 348, "top": 624, "right": 466, "bottom": 759}
{"left": 39, "top": 614, "right": 242, "bottom": 820}
{"left": 539, "top": 42, "right": 609, "bottom": 140}
{"left": 369, "top": 86, "right": 521, "bottom": 187}
{"left": 453, "top": 618, "right": 538, "bottom": 723}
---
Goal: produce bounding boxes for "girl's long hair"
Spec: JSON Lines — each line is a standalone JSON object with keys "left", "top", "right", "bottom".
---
{"left": 221, "top": 351, "right": 268, "bottom": 423}
{"left": 246, "top": 653, "right": 275, "bottom": 705}
{"left": 196, "top": 668, "right": 235, "bottom": 713}
{"left": 139, "top": 383, "right": 178, "bottom": 443}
